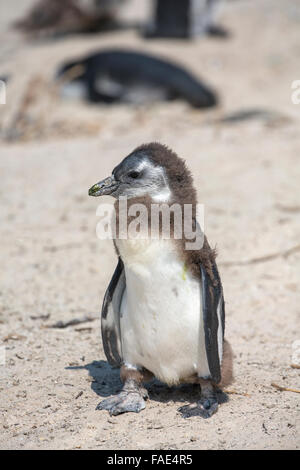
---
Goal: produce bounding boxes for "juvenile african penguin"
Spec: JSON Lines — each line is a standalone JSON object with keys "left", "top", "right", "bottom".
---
{"left": 89, "top": 143, "right": 233, "bottom": 418}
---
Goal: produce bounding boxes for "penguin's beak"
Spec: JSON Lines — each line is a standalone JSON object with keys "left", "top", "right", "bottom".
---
{"left": 88, "top": 175, "right": 119, "bottom": 197}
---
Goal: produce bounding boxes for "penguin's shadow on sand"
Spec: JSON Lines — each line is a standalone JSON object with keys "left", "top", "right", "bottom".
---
{"left": 66, "top": 360, "right": 228, "bottom": 406}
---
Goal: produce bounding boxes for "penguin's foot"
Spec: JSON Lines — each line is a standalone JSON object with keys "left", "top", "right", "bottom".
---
{"left": 178, "top": 397, "right": 218, "bottom": 419}
{"left": 96, "top": 391, "right": 146, "bottom": 415}
{"left": 96, "top": 380, "right": 148, "bottom": 416}
{"left": 178, "top": 379, "right": 218, "bottom": 419}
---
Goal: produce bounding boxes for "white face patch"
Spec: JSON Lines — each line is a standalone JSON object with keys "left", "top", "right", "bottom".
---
{"left": 152, "top": 187, "right": 171, "bottom": 203}
{"left": 151, "top": 166, "right": 171, "bottom": 202}
{"left": 122, "top": 161, "right": 172, "bottom": 202}
{"left": 134, "top": 160, "right": 149, "bottom": 173}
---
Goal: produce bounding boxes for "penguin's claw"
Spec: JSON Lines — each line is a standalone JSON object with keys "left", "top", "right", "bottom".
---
{"left": 178, "top": 398, "right": 218, "bottom": 419}
{"left": 96, "top": 391, "right": 146, "bottom": 416}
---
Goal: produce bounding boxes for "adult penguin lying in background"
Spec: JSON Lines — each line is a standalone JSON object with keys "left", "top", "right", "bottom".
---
{"left": 88, "top": 142, "right": 233, "bottom": 418}
{"left": 56, "top": 49, "right": 218, "bottom": 108}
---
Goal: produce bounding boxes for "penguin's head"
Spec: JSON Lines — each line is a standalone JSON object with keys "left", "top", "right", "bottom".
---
{"left": 89, "top": 142, "right": 196, "bottom": 204}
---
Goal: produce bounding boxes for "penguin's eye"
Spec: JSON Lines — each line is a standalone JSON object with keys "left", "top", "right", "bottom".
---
{"left": 128, "top": 171, "right": 140, "bottom": 179}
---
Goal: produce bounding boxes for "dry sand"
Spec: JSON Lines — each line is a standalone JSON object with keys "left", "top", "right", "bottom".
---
{"left": 0, "top": 0, "right": 299, "bottom": 450}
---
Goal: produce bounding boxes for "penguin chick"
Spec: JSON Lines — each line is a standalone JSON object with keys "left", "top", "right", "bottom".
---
{"left": 89, "top": 142, "right": 233, "bottom": 418}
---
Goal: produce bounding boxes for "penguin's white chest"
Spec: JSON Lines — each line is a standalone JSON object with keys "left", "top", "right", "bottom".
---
{"left": 117, "top": 239, "right": 209, "bottom": 385}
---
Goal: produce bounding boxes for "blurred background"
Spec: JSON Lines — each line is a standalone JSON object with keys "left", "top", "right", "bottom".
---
{"left": 0, "top": 0, "right": 299, "bottom": 450}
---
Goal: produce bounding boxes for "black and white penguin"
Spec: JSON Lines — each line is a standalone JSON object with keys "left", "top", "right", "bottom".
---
{"left": 89, "top": 142, "right": 233, "bottom": 418}
{"left": 57, "top": 49, "right": 217, "bottom": 108}
{"left": 145, "top": 0, "right": 229, "bottom": 39}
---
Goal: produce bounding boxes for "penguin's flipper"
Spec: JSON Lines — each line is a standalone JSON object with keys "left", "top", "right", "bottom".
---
{"left": 200, "top": 261, "right": 225, "bottom": 384}
{"left": 101, "top": 257, "right": 125, "bottom": 367}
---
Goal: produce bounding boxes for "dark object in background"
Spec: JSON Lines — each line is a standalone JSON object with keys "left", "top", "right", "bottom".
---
{"left": 13, "top": 0, "right": 127, "bottom": 36}
{"left": 216, "top": 108, "right": 290, "bottom": 127}
{"left": 145, "top": 0, "right": 228, "bottom": 39}
{"left": 56, "top": 49, "right": 218, "bottom": 108}
{"left": 0, "top": 76, "right": 9, "bottom": 84}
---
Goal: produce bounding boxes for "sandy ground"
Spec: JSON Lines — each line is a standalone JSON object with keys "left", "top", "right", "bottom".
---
{"left": 0, "top": 0, "right": 300, "bottom": 450}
